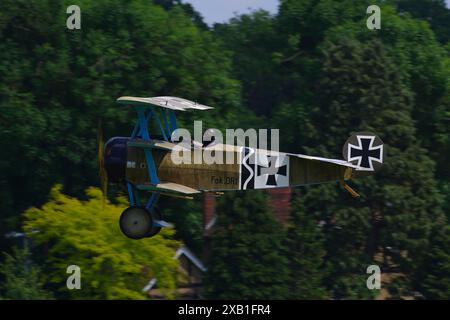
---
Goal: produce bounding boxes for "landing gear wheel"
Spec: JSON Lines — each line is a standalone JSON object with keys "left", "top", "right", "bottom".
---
{"left": 144, "top": 207, "right": 162, "bottom": 238}
{"left": 119, "top": 207, "right": 153, "bottom": 239}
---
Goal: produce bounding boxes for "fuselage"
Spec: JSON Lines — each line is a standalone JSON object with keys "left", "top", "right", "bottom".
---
{"left": 105, "top": 137, "right": 351, "bottom": 192}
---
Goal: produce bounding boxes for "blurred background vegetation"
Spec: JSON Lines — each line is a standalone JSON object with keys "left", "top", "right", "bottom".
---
{"left": 0, "top": 0, "right": 449, "bottom": 299}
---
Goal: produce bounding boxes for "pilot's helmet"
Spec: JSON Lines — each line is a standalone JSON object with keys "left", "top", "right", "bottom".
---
{"left": 203, "top": 128, "right": 219, "bottom": 147}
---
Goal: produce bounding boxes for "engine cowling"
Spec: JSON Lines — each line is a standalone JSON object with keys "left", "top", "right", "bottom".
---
{"left": 104, "top": 137, "right": 130, "bottom": 183}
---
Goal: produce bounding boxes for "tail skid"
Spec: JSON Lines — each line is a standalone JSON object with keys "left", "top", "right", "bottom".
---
{"left": 340, "top": 181, "right": 360, "bottom": 198}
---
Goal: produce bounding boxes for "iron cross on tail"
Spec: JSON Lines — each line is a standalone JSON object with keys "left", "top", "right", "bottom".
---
{"left": 100, "top": 96, "right": 385, "bottom": 239}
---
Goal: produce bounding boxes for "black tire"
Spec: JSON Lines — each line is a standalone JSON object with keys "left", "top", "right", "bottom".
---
{"left": 144, "top": 207, "right": 162, "bottom": 238}
{"left": 119, "top": 207, "right": 153, "bottom": 239}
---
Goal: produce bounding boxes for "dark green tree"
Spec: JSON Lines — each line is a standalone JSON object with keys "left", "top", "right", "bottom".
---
{"left": 413, "top": 224, "right": 450, "bottom": 299}
{"left": 302, "top": 39, "right": 445, "bottom": 299}
{"left": 214, "top": 11, "right": 283, "bottom": 117}
{"left": 204, "top": 191, "right": 289, "bottom": 299}
{"left": 393, "top": 0, "right": 450, "bottom": 44}
{"left": 153, "top": 0, "right": 208, "bottom": 29}
{"left": 285, "top": 192, "right": 328, "bottom": 299}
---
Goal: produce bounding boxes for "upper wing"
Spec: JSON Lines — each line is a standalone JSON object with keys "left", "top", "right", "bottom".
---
{"left": 117, "top": 96, "right": 214, "bottom": 111}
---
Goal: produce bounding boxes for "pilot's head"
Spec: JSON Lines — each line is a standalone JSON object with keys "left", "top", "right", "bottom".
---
{"left": 203, "top": 128, "right": 219, "bottom": 147}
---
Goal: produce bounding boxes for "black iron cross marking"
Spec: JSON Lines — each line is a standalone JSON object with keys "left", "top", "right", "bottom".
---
{"left": 348, "top": 136, "right": 383, "bottom": 171}
{"left": 257, "top": 156, "right": 287, "bottom": 186}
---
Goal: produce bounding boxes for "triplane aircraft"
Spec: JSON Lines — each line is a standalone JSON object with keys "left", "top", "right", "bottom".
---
{"left": 100, "top": 96, "right": 385, "bottom": 239}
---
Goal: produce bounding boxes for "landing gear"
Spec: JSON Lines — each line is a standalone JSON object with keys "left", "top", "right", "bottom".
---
{"left": 122, "top": 183, "right": 168, "bottom": 239}
{"left": 119, "top": 206, "right": 163, "bottom": 239}
{"left": 119, "top": 207, "right": 153, "bottom": 239}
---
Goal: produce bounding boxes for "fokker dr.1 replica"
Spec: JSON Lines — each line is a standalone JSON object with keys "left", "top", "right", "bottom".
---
{"left": 100, "top": 96, "right": 385, "bottom": 239}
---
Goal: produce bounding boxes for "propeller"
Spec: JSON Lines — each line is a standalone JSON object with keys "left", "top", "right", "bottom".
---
{"left": 97, "top": 119, "right": 108, "bottom": 203}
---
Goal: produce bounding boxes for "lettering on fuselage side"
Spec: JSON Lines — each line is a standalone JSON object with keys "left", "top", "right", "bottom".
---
{"left": 239, "top": 147, "right": 290, "bottom": 190}
{"left": 126, "top": 161, "right": 136, "bottom": 168}
{"left": 210, "top": 175, "right": 238, "bottom": 185}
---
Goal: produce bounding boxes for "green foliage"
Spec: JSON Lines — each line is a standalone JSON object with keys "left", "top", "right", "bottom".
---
{"left": 414, "top": 225, "right": 450, "bottom": 299}
{"left": 23, "top": 185, "right": 181, "bottom": 299}
{"left": 214, "top": 11, "right": 283, "bottom": 116}
{"left": 285, "top": 193, "right": 328, "bottom": 299}
{"left": 204, "top": 191, "right": 289, "bottom": 299}
{"left": 153, "top": 0, "right": 208, "bottom": 30}
{"left": 393, "top": 0, "right": 450, "bottom": 44}
{"left": 0, "top": 247, "right": 53, "bottom": 300}
{"left": 304, "top": 39, "right": 444, "bottom": 298}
